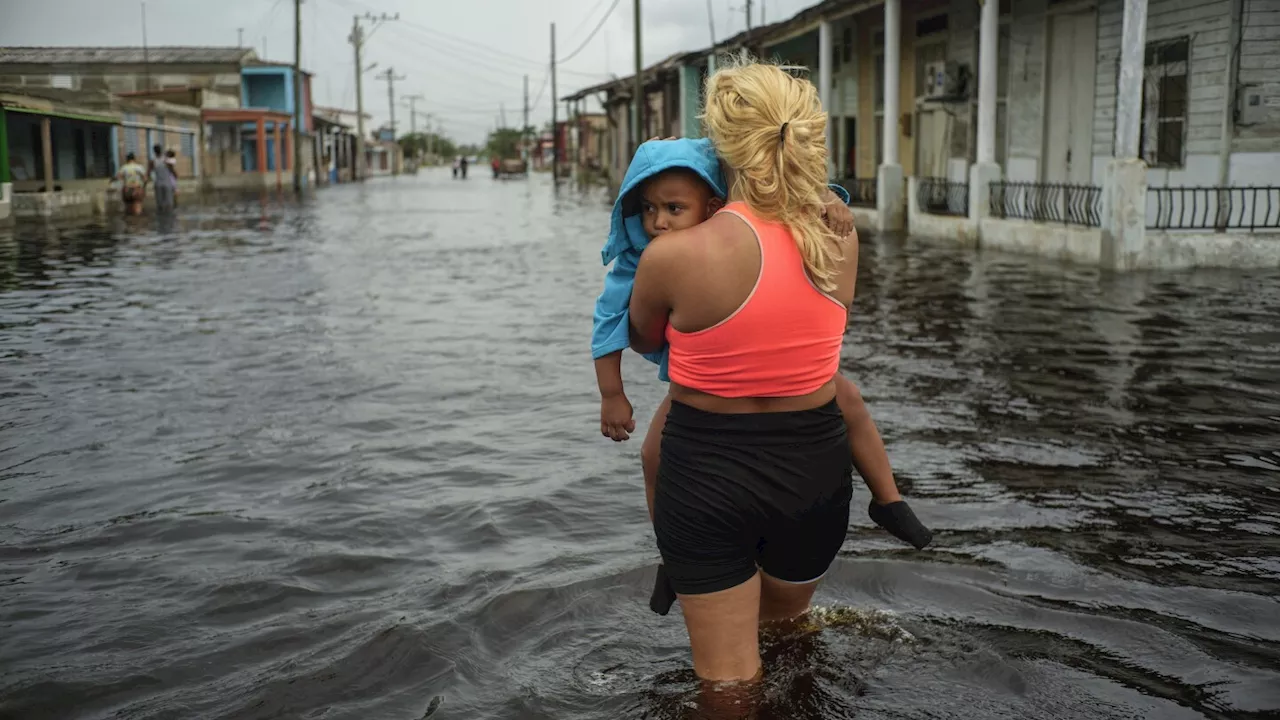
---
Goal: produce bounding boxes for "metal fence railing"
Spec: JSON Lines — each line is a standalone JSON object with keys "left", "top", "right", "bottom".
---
{"left": 989, "top": 182, "right": 1103, "bottom": 227}
{"left": 843, "top": 178, "right": 877, "bottom": 208}
{"left": 1147, "top": 186, "right": 1280, "bottom": 231}
{"left": 917, "top": 177, "right": 969, "bottom": 217}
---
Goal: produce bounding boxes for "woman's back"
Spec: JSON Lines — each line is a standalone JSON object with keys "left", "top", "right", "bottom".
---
{"left": 664, "top": 201, "right": 848, "bottom": 399}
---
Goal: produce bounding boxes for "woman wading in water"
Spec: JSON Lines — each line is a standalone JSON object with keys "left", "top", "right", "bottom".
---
{"left": 628, "top": 58, "right": 929, "bottom": 701}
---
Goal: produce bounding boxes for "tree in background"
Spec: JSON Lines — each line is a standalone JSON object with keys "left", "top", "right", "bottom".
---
{"left": 399, "top": 132, "right": 457, "bottom": 162}
{"left": 486, "top": 126, "right": 534, "bottom": 160}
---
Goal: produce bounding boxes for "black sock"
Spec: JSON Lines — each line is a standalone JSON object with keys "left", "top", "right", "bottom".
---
{"left": 868, "top": 500, "right": 933, "bottom": 550}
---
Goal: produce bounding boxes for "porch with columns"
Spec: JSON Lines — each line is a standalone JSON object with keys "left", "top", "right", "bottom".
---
{"left": 200, "top": 108, "right": 293, "bottom": 191}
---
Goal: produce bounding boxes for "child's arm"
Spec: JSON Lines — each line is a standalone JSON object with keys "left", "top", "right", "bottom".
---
{"left": 594, "top": 351, "right": 636, "bottom": 441}
{"left": 823, "top": 185, "right": 854, "bottom": 237}
{"left": 592, "top": 248, "right": 643, "bottom": 441}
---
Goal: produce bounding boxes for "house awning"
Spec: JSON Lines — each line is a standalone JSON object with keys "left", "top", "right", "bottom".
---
{"left": 201, "top": 108, "right": 293, "bottom": 124}
{"left": 0, "top": 93, "right": 120, "bottom": 125}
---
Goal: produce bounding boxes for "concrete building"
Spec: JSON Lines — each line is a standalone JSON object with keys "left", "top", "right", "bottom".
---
{"left": 0, "top": 47, "right": 319, "bottom": 192}
{"left": 365, "top": 126, "right": 404, "bottom": 177}
{"left": 564, "top": 0, "right": 1280, "bottom": 270}
{"left": 0, "top": 87, "right": 202, "bottom": 218}
{"left": 313, "top": 107, "right": 364, "bottom": 183}
{"left": 0, "top": 46, "right": 254, "bottom": 97}
{"left": 0, "top": 91, "right": 118, "bottom": 219}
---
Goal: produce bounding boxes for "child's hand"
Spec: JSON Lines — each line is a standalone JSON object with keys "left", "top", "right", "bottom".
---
{"left": 600, "top": 392, "right": 636, "bottom": 442}
{"left": 822, "top": 189, "right": 855, "bottom": 238}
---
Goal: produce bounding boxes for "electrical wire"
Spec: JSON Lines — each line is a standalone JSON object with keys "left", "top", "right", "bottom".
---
{"left": 565, "top": 0, "right": 613, "bottom": 46}
{"left": 326, "top": 0, "right": 611, "bottom": 78}
{"left": 558, "top": 0, "right": 624, "bottom": 64}
{"left": 529, "top": 70, "right": 551, "bottom": 110}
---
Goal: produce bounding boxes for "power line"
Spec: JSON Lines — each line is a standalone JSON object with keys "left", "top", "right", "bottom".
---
{"left": 565, "top": 0, "right": 613, "bottom": 45}
{"left": 529, "top": 70, "right": 551, "bottom": 111}
{"left": 325, "top": 0, "right": 609, "bottom": 78}
{"left": 559, "top": 0, "right": 624, "bottom": 64}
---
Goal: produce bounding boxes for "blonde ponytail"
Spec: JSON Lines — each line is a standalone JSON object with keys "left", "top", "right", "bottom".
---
{"left": 701, "top": 55, "right": 842, "bottom": 292}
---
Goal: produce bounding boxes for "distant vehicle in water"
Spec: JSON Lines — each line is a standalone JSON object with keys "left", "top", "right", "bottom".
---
{"left": 496, "top": 157, "right": 528, "bottom": 179}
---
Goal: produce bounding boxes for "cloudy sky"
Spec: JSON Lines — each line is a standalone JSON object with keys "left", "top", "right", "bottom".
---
{"left": 0, "top": 0, "right": 820, "bottom": 145}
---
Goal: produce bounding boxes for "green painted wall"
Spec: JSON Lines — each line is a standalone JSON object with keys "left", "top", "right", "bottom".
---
{"left": 679, "top": 65, "right": 703, "bottom": 138}
{"left": 0, "top": 108, "right": 9, "bottom": 184}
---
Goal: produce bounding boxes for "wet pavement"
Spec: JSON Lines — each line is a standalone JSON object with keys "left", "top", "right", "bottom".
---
{"left": 1, "top": 169, "right": 1279, "bottom": 719}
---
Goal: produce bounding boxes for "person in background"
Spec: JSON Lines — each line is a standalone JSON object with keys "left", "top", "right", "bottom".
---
{"left": 153, "top": 149, "right": 177, "bottom": 214}
{"left": 460, "top": 154, "right": 469, "bottom": 179}
{"left": 164, "top": 150, "right": 180, "bottom": 208}
{"left": 491, "top": 154, "right": 501, "bottom": 179}
{"left": 452, "top": 155, "right": 460, "bottom": 179}
{"left": 147, "top": 143, "right": 163, "bottom": 183}
{"left": 112, "top": 152, "right": 147, "bottom": 216}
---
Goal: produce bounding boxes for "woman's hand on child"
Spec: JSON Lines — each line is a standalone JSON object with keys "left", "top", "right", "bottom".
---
{"left": 600, "top": 392, "right": 637, "bottom": 442}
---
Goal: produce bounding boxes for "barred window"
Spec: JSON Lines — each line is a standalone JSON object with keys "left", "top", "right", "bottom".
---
{"left": 1140, "top": 37, "right": 1189, "bottom": 168}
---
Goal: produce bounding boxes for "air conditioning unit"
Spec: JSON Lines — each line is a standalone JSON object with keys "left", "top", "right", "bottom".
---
{"left": 923, "top": 61, "right": 968, "bottom": 100}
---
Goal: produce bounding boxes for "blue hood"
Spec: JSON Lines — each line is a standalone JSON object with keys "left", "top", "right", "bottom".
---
{"left": 600, "top": 138, "right": 728, "bottom": 266}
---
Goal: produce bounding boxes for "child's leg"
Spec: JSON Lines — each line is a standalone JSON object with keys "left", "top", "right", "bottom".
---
{"left": 641, "top": 393, "right": 673, "bottom": 522}
{"left": 834, "top": 374, "right": 902, "bottom": 505}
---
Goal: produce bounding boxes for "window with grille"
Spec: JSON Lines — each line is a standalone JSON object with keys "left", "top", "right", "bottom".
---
{"left": 180, "top": 130, "right": 195, "bottom": 161}
{"left": 123, "top": 114, "right": 140, "bottom": 157}
{"left": 1139, "top": 37, "right": 1189, "bottom": 168}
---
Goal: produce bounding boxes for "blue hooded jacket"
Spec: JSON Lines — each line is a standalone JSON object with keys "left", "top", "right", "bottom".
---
{"left": 590, "top": 137, "right": 850, "bottom": 381}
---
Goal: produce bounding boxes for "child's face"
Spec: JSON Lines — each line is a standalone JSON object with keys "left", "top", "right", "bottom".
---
{"left": 640, "top": 171, "right": 721, "bottom": 238}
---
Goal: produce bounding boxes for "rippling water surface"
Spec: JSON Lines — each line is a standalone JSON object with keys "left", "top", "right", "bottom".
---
{"left": 2, "top": 170, "right": 1279, "bottom": 720}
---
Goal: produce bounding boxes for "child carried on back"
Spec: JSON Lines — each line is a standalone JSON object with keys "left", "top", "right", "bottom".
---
{"left": 591, "top": 139, "right": 931, "bottom": 613}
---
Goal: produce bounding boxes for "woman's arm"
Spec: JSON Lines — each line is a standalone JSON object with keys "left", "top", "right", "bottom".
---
{"left": 628, "top": 240, "right": 676, "bottom": 355}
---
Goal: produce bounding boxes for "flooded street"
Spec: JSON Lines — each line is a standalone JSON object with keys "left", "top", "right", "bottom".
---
{"left": 2, "top": 169, "right": 1279, "bottom": 719}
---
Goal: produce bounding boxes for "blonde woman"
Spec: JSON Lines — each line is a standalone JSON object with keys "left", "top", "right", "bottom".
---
{"left": 628, "top": 59, "right": 866, "bottom": 683}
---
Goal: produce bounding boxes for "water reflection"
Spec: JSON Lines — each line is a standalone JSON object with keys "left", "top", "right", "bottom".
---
{"left": 1, "top": 171, "right": 1278, "bottom": 720}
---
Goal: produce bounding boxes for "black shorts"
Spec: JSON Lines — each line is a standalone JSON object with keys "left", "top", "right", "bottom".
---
{"left": 653, "top": 399, "right": 854, "bottom": 596}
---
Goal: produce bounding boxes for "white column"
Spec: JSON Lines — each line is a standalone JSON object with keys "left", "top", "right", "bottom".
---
{"left": 975, "top": 0, "right": 999, "bottom": 164}
{"left": 882, "top": 0, "right": 900, "bottom": 166}
{"left": 1104, "top": 0, "right": 1150, "bottom": 270}
{"left": 1114, "top": 0, "right": 1148, "bottom": 159}
{"left": 877, "top": 0, "right": 905, "bottom": 231}
{"left": 818, "top": 20, "right": 834, "bottom": 179}
{"left": 970, "top": 0, "right": 1003, "bottom": 225}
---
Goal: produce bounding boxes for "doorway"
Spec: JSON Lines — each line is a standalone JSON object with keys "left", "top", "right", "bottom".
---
{"left": 1043, "top": 10, "right": 1097, "bottom": 184}
{"left": 844, "top": 117, "right": 857, "bottom": 178}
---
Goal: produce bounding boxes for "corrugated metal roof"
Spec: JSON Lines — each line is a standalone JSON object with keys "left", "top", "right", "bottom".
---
{"left": 560, "top": 0, "right": 879, "bottom": 102}
{"left": 0, "top": 46, "right": 257, "bottom": 65}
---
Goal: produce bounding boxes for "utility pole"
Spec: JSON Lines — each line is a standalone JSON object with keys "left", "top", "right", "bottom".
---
{"left": 403, "top": 93, "right": 423, "bottom": 161}
{"left": 293, "top": 0, "right": 303, "bottom": 192}
{"left": 522, "top": 74, "right": 530, "bottom": 161}
{"left": 633, "top": 0, "right": 642, "bottom": 151}
{"left": 425, "top": 113, "right": 436, "bottom": 161}
{"left": 378, "top": 67, "right": 405, "bottom": 140}
{"left": 500, "top": 102, "right": 507, "bottom": 129}
{"left": 349, "top": 12, "right": 398, "bottom": 180}
{"left": 350, "top": 17, "right": 364, "bottom": 179}
{"left": 551, "top": 23, "right": 558, "bottom": 185}
{"left": 141, "top": 3, "right": 150, "bottom": 90}
{"left": 237, "top": 27, "right": 244, "bottom": 47}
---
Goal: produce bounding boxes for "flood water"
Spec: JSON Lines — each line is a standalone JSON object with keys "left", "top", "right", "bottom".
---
{"left": 2, "top": 169, "right": 1279, "bottom": 720}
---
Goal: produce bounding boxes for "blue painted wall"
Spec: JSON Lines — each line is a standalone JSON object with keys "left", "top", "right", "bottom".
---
{"left": 242, "top": 69, "right": 291, "bottom": 113}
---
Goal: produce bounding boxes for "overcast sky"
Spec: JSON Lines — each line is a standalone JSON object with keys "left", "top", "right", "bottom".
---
{"left": 0, "top": 0, "right": 819, "bottom": 145}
